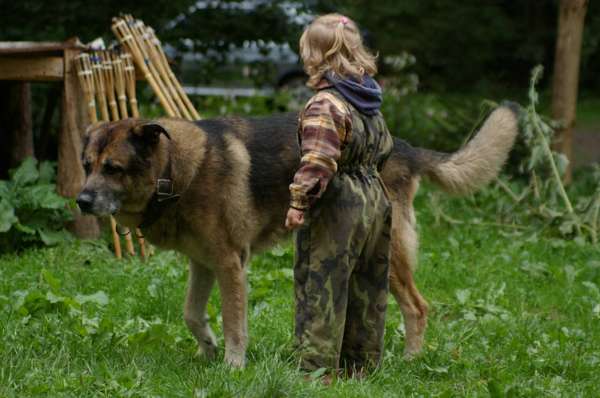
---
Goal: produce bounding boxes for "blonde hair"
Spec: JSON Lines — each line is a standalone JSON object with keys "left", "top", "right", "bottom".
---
{"left": 299, "top": 13, "right": 377, "bottom": 89}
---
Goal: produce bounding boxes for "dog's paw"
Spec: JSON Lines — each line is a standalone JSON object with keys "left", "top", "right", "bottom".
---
{"left": 196, "top": 339, "right": 218, "bottom": 360}
{"left": 194, "top": 326, "right": 218, "bottom": 360}
{"left": 402, "top": 346, "right": 423, "bottom": 361}
{"left": 224, "top": 350, "right": 246, "bottom": 368}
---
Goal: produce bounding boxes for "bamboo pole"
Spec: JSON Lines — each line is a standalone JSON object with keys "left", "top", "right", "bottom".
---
{"left": 77, "top": 52, "right": 122, "bottom": 259}
{"left": 113, "top": 15, "right": 201, "bottom": 120}
{"left": 130, "top": 17, "right": 191, "bottom": 119}
{"left": 122, "top": 53, "right": 140, "bottom": 117}
{"left": 99, "top": 51, "right": 135, "bottom": 257}
{"left": 101, "top": 51, "right": 120, "bottom": 121}
{"left": 112, "top": 52, "right": 129, "bottom": 118}
{"left": 112, "top": 50, "right": 147, "bottom": 259}
{"left": 112, "top": 17, "right": 179, "bottom": 117}
{"left": 147, "top": 26, "right": 201, "bottom": 120}
{"left": 112, "top": 15, "right": 205, "bottom": 258}
{"left": 114, "top": 51, "right": 147, "bottom": 257}
{"left": 90, "top": 53, "right": 110, "bottom": 122}
{"left": 123, "top": 15, "right": 181, "bottom": 117}
{"left": 74, "top": 53, "right": 97, "bottom": 123}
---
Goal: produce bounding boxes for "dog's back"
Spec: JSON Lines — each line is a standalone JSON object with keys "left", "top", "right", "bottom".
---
{"left": 193, "top": 104, "right": 520, "bottom": 250}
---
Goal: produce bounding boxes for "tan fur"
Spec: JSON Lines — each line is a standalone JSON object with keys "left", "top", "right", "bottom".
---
{"left": 426, "top": 107, "right": 519, "bottom": 195}
{"left": 380, "top": 105, "right": 520, "bottom": 358}
{"left": 79, "top": 106, "right": 519, "bottom": 367}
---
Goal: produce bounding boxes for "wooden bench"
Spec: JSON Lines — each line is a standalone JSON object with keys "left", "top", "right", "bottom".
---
{"left": 0, "top": 39, "right": 99, "bottom": 238}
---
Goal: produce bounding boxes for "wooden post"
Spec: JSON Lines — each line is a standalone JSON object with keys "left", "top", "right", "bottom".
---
{"left": 551, "top": 0, "right": 588, "bottom": 184}
{"left": 57, "top": 47, "right": 100, "bottom": 238}
{"left": 9, "top": 82, "right": 34, "bottom": 167}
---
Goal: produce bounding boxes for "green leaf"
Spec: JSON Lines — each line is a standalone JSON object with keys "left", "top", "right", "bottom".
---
{"left": 455, "top": 289, "right": 471, "bottom": 305}
{"left": 487, "top": 379, "right": 503, "bottom": 398}
{"left": 41, "top": 269, "right": 61, "bottom": 292}
{"left": 75, "top": 291, "right": 109, "bottom": 306}
{"left": 270, "top": 245, "right": 288, "bottom": 257}
{"left": 38, "top": 161, "right": 56, "bottom": 184}
{"left": 554, "top": 153, "right": 569, "bottom": 176}
{"left": 46, "top": 291, "right": 64, "bottom": 304}
{"left": 520, "top": 261, "right": 549, "bottom": 278}
{"left": 424, "top": 364, "right": 449, "bottom": 374}
{"left": 280, "top": 268, "right": 294, "bottom": 279}
{"left": 10, "top": 157, "right": 39, "bottom": 187}
{"left": 21, "top": 185, "right": 67, "bottom": 209}
{"left": 126, "top": 321, "right": 173, "bottom": 347}
{"left": 0, "top": 199, "right": 18, "bottom": 233}
{"left": 0, "top": 180, "right": 10, "bottom": 198}
{"left": 308, "top": 367, "right": 328, "bottom": 379}
{"left": 14, "top": 222, "right": 36, "bottom": 235}
{"left": 38, "top": 228, "right": 71, "bottom": 246}
{"left": 558, "top": 220, "right": 574, "bottom": 236}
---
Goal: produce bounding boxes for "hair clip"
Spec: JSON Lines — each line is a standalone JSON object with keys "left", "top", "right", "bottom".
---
{"left": 340, "top": 16, "right": 349, "bottom": 25}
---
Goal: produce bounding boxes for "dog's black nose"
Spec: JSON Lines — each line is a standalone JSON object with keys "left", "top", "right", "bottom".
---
{"left": 76, "top": 191, "right": 95, "bottom": 213}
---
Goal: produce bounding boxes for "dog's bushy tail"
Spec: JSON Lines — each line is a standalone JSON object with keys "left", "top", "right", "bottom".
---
{"left": 414, "top": 103, "right": 520, "bottom": 195}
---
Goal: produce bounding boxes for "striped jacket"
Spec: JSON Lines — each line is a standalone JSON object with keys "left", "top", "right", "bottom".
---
{"left": 289, "top": 87, "right": 352, "bottom": 210}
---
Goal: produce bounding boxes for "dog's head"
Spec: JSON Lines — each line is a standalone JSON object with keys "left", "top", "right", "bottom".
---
{"left": 77, "top": 119, "right": 171, "bottom": 217}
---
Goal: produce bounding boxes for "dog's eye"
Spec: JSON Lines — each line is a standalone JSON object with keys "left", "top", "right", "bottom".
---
{"left": 103, "top": 163, "right": 124, "bottom": 175}
{"left": 83, "top": 161, "right": 92, "bottom": 175}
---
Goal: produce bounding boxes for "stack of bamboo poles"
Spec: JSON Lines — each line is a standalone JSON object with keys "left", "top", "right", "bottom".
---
{"left": 111, "top": 15, "right": 200, "bottom": 120}
{"left": 74, "top": 50, "right": 147, "bottom": 259}
{"left": 74, "top": 16, "right": 200, "bottom": 258}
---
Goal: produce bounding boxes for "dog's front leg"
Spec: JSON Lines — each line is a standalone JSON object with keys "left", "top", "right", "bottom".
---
{"left": 215, "top": 251, "right": 248, "bottom": 368}
{"left": 184, "top": 260, "right": 218, "bottom": 359}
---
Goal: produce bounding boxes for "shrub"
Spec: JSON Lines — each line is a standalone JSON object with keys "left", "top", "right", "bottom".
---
{"left": 0, "top": 158, "right": 73, "bottom": 251}
{"left": 381, "top": 52, "right": 486, "bottom": 152}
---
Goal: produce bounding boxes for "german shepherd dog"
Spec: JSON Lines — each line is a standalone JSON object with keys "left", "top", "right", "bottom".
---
{"left": 78, "top": 105, "right": 519, "bottom": 367}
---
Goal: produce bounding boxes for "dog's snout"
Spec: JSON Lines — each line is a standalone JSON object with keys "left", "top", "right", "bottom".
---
{"left": 76, "top": 190, "right": 95, "bottom": 213}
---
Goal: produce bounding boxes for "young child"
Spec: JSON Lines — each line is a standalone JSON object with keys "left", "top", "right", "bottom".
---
{"left": 285, "top": 14, "right": 394, "bottom": 375}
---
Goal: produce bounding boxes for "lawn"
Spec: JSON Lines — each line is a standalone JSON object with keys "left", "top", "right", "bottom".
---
{"left": 1, "top": 188, "right": 599, "bottom": 397}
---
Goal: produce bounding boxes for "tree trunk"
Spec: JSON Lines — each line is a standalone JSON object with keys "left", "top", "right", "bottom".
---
{"left": 551, "top": 0, "right": 588, "bottom": 184}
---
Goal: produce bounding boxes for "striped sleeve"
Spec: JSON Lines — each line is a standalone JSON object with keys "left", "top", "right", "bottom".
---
{"left": 289, "top": 92, "right": 351, "bottom": 210}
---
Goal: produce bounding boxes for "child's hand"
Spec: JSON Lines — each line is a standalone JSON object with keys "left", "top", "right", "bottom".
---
{"left": 285, "top": 208, "right": 305, "bottom": 230}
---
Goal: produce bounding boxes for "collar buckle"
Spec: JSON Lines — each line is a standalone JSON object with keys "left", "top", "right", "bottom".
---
{"left": 156, "top": 178, "right": 174, "bottom": 197}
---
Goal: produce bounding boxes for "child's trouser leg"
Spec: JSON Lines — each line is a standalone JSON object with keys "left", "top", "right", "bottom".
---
{"left": 293, "top": 209, "right": 356, "bottom": 371}
{"left": 340, "top": 207, "right": 392, "bottom": 369}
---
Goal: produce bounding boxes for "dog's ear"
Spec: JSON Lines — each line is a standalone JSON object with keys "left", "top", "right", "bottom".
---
{"left": 131, "top": 122, "right": 171, "bottom": 145}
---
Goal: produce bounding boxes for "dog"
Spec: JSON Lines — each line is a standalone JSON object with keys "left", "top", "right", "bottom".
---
{"left": 77, "top": 104, "right": 519, "bottom": 367}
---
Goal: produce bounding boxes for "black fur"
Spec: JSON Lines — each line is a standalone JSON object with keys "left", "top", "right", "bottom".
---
{"left": 94, "top": 128, "right": 111, "bottom": 155}
{"left": 194, "top": 118, "right": 234, "bottom": 180}
{"left": 243, "top": 113, "right": 299, "bottom": 210}
{"left": 195, "top": 114, "right": 300, "bottom": 211}
{"left": 390, "top": 138, "right": 423, "bottom": 176}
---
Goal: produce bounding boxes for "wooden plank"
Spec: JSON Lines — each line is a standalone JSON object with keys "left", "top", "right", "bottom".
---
{"left": 0, "top": 40, "right": 86, "bottom": 55}
{"left": 0, "top": 56, "right": 64, "bottom": 81}
{"left": 57, "top": 48, "right": 100, "bottom": 239}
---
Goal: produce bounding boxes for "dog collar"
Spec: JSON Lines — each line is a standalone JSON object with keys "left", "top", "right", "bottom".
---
{"left": 138, "top": 154, "right": 180, "bottom": 230}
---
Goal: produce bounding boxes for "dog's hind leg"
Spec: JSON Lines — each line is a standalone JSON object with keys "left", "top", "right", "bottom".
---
{"left": 184, "top": 259, "right": 218, "bottom": 360}
{"left": 214, "top": 250, "right": 248, "bottom": 368}
{"left": 389, "top": 196, "right": 429, "bottom": 359}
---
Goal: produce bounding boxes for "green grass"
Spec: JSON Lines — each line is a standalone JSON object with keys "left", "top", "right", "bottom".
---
{"left": 1, "top": 189, "right": 599, "bottom": 397}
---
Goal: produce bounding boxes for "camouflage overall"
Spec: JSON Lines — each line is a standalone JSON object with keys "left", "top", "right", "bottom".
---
{"left": 294, "top": 89, "right": 394, "bottom": 371}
